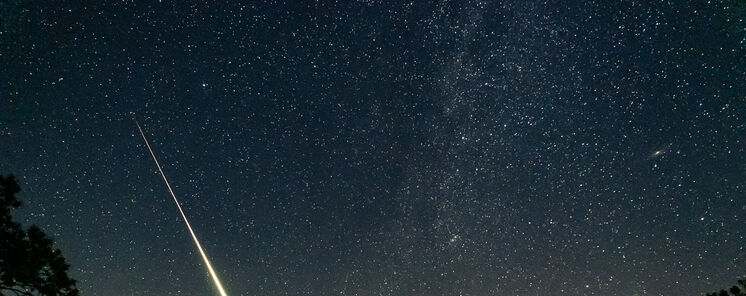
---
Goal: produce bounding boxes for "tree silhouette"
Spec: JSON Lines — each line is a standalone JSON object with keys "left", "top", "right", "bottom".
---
{"left": 0, "top": 175, "right": 79, "bottom": 296}
{"left": 706, "top": 279, "right": 746, "bottom": 296}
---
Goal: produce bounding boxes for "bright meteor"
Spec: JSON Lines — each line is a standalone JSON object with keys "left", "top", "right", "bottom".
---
{"left": 135, "top": 119, "right": 228, "bottom": 296}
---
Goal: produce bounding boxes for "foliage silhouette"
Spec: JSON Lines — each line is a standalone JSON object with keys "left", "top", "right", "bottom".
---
{"left": 705, "top": 279, "right": 746, "bottom": 296}
{"left": 0, "top": 175, "right": 79, "bottom": 296}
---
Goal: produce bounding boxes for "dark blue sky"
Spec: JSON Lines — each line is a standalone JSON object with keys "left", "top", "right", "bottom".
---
{"left": 1, "top": 1, "right": 745, "bottom": 295}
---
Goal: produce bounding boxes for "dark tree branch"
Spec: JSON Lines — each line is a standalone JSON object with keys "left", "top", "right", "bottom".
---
{"left": 0, "top": 175, "right": 79, "bottom": 296}
{"left": 0, "top": 286, "right": 33, "bottom": 296}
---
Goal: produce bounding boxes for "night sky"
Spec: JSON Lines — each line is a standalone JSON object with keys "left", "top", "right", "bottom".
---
{"left": 1, "top": 1, "right": 745, "bottom": 295}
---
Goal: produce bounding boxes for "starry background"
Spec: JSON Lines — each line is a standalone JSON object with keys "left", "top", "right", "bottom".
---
{"left": 1, "top": 1, "right": 745, "bottom": 295}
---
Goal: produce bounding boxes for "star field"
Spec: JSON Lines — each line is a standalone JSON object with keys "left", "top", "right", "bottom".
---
{"left": 1, "top": 1, "right": 745, "bottom": 295}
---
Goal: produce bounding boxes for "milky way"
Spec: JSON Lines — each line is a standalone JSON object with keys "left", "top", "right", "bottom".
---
{"left": 1, "top": 1, "right": 744, "bottom": 295}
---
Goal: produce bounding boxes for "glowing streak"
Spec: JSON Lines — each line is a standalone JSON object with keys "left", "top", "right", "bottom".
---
{"left": 135, "top": 120, "right": 228, "bottom": 296}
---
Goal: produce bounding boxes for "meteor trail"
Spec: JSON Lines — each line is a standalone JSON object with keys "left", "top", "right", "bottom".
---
{"left": 135, "top": 119, "right": 228, "bottom": 296}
